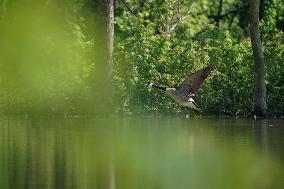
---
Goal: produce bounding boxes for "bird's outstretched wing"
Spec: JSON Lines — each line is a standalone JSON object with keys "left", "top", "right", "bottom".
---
{"left": 177, "top": 65, "right": 213, "bottom": 95}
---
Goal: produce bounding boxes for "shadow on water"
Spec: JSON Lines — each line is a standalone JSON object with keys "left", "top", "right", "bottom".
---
{"left": 0, "top": 116, "right": 284, "bottom": 189}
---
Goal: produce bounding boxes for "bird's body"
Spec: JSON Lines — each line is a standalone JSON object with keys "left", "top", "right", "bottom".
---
{"left": 165, "top": 87, "right": 201, "bottom": 111}
{"left": 148, "top": 66, "right": 213, "bottom": 111}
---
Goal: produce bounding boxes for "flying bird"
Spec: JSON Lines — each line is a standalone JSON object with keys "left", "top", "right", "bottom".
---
{"left": 147, "top": 65, "right": 214, "bottom": 111}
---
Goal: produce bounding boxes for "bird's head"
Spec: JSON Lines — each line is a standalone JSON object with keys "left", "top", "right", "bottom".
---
{"left": 146, "top": 82, "right": 154, "bottom": 88}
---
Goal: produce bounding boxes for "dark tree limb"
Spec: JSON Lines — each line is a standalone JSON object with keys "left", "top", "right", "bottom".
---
{"left": 119, "top": 0, "right": 138, "bottom": 17}
{"left": 161, "top": 0, "right": 194, "bottom": 36}
{"left": 208, "top": 4, "right": 248, "bottom": 24}
{"left": 216, "top": 0, "right": 223, "bottom": 26}
{"left": 228, "top": 12, "right": 236, "bottom": 27}
{"left": 259, "top": 0, "right": 265, "bottom": 20}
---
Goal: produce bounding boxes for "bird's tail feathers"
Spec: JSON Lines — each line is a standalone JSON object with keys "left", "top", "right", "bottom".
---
{"left": 191, "top": 101, "right": 202, "bottom": 112}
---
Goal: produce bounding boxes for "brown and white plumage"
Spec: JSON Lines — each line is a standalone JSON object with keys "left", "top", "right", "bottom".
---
{"left": 177, "top": 66, "right": 213, "bottom": 95}
{"left": 148, "top": 65, "right": 214, "bottom": 111}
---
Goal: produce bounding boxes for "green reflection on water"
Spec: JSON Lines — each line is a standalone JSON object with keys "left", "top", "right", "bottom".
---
{"left": 0, "top": 117, "right": 283, "bottom": 189}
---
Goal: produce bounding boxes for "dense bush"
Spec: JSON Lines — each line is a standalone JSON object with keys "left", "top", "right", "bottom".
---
{"left": 264, "top": 32, "right": 284, "bottom": 116}
{"left": 114, "top": 26, "right": 284, "bottom": 116}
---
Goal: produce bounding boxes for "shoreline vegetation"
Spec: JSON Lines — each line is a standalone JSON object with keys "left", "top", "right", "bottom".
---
{"left": 0, "top": 0, "right": 283, "bottom": 117}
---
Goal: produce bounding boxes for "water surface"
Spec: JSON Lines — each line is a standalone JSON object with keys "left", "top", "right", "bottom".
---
{"left": 0, "top": 117, "right": 283, "bottom": 189}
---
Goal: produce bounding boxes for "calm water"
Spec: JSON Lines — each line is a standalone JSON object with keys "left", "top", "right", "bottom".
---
{"left": 0, "top": 116, "right": 283, "bottom": 189}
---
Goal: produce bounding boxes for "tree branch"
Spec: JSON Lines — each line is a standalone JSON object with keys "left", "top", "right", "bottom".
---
{"left": 162, "top": 0, "right": 195, "bottom": 36}
{"left": 208, "top": 4, "right": 248, "bottom": 24}
{"left": 216, "top": 0, "right": 223, "bottom": 26}
{"left": 119, "top": 0, "right": 137, "bottom": 17}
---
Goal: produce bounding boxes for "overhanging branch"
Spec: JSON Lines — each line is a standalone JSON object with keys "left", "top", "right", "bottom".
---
{"left": 119, "top": 0, "right": 137, "bottom": 17}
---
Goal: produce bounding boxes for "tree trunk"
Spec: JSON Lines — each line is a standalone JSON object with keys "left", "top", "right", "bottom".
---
{"left": 239, "top": 0, "right": 249, "bottom": 29}
{"left": 259, "top": 0, "right": 265, "bottom": 20}
{"left": 249, "top": 0, "right": 266, "bottom": 117}
{"left": 91, "top": 0, "right": 114, "bottom": 114}
{"left": 216, "top": 0, "right": 223, "bottom": 26}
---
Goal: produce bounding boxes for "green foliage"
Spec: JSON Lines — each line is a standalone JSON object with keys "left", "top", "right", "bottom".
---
{"left": 114, "top": 26, "right": 250, "bottom": 116}
{"left": 113, "top": 0, "right": 284, "bottom": 117}
{"left": 0, "top": 0, "right": 93, "bottom": 115}
{"left": 264, "top": 32, "right": 284, "bottom": 116}
{"left": 0, "top": 0, "right": 283, "bottom": 117}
